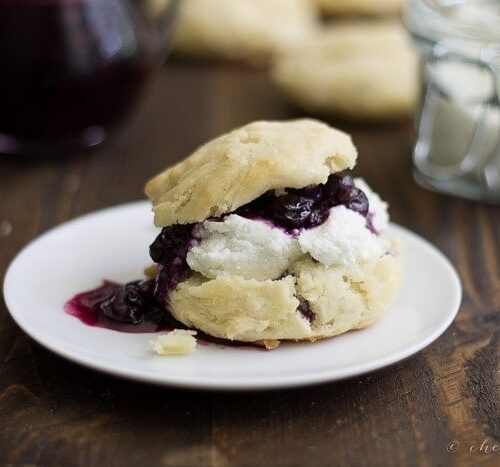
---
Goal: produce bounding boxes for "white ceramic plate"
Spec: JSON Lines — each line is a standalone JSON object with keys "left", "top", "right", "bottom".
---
{"left": 4, "top": 201, "right": 461, "bottom": 390}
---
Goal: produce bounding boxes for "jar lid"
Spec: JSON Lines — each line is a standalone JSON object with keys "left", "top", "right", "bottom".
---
{"left": 405, "top": 0, "right": 500, "bottom": 45}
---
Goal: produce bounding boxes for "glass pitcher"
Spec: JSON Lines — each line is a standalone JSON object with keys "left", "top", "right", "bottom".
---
{"left": 0, "top": 0, "right": 178, "bottom": 156}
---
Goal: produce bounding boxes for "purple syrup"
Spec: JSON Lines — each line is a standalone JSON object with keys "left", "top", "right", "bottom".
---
{"left": 64, "top": 280, "right": 263, "bottom": 348}
{"left": 366, "top": 212, "right": 377, "bottom": 235}
{"left": 64, "top": 280, "right": 167, "bottom": 333}
{"left": 66, "top": 280, "right": 121, "bottom": 325}
{"left": 149, "top": 223, "right": 203, "bottom": 303}
{"left": 234, "top": 171, "right": 369, "bottom": 233}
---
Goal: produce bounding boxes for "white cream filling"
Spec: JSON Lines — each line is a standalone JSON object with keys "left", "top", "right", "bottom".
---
{"left": 186, "top": 179, "right": 390, "bottom": 279}
{"left": 186, "top": 214, "right": 302, "bottom": 281}
{"left": 298, "top": 205, "right": 389, "bottom": 267}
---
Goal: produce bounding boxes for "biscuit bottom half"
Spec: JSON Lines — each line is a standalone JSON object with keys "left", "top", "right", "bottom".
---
{"left": 168, "top": 253, "right": 402, "bottom": 347}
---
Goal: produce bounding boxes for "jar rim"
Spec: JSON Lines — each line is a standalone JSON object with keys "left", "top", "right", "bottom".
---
{"left": 404, "top": 0, "right": 500, "bottom": 45}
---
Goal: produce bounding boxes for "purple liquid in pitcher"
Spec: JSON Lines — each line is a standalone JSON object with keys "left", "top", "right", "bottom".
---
{"left": 0, "top": 0, "right": 158, "bottom": 153}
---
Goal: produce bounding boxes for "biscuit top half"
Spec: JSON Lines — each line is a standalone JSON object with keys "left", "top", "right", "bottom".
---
{"left": 145, "top": 119, "right": 357, "bottom": 226}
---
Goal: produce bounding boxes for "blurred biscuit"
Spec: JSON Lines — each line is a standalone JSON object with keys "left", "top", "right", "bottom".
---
{"left": 173, "top": 0, "right": 317, "bottom": 65}
{"left": 317, "top": 0, "right": 406, "bottom": 17}
{"left": 271, "top": 21, "right": 419, "bottom": 120}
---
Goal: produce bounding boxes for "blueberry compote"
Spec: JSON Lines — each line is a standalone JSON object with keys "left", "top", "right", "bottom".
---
{"left": 65, "top": 170, "right": 371, "bottom": 340}
{"left": 64, "top": 224, "right": 203, "bottom": 333}
{"left": 65, "top": 280, "right": 168, "bottom": 332}
{"left": 149, "top": 223, "right": 202, "bottom": 302}
{"left": 65, "top": 279, "right": 262, "bottom": 348}
{"left": 235, "top": 171, "right": 369, "bottom": 233}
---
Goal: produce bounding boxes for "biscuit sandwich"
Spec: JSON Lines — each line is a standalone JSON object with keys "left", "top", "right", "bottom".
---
{"left": 145, "top": 119, "right": 401, "bottom": 349}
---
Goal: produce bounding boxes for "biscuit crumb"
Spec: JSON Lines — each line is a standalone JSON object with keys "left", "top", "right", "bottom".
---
{"left": 144, "top": 264, "right": 159, "bottom": 279}
{"left": 150, "top": 330, "right": 197, "bottom": 356}
{"left": 259, "top": 339, "right": 281, "bottom": 350}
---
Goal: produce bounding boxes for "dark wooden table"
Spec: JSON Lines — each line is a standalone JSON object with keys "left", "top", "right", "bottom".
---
{"left": 1, "top": 63, "right": 499, "bottom": 467}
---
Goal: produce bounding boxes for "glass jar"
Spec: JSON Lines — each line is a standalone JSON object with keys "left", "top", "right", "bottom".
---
{"left": 404, "top": 0, "right": 500, "bottom": 203}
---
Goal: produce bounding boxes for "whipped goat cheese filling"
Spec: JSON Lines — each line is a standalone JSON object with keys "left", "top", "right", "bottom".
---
{"left": 298, "top": 205, "right": 389, "bottom": 267}
{"left": 187, "top": 179, "right": 390, "bottom": 279}
{"left": 186, "top": 214, "right": 302, "bottom": 281}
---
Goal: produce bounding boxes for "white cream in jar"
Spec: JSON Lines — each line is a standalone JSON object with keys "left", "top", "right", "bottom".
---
{"left": 405, "top": 0, "right": 500, "bottom": 202}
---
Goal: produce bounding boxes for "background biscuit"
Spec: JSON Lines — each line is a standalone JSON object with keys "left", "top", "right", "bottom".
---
{"left": 272, "top": 22, "right": 419, "bottom": 120}
{"left": 173, "top": 0, "right": 316, "bottom": 65}
{"left": 317, "top": 0, "right": 406, "bottom": 17}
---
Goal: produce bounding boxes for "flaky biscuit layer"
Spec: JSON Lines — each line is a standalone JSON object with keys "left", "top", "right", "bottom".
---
{"left": 146, "top": 119, "right": 357, "bottom": 226}
{"left": 169, "top": 252, "right": 401, "bottom": 343}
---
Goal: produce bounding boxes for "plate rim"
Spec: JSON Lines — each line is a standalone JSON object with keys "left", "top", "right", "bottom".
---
{"left": 3, "top": 200, "right": 462, "bottom": 390}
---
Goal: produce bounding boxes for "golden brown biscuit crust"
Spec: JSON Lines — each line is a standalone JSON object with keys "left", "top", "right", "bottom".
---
{"left": 145, "top": 119, "right": 357, "bottom": 226}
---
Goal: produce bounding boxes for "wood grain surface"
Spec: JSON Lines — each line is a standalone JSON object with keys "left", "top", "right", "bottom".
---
{"left": 0, "top": 63, "right": 499, "bottom": 467}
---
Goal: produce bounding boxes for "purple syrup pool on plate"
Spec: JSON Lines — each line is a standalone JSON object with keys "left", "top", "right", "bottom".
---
{"left": 64, "top": 280, "right": 168, "bottom": 333}
{"left": 64, "top": 280, "right": 263, "bottom": 348}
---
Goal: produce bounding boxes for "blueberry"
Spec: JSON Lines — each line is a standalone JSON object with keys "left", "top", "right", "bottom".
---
{"left": 235, "top": 171, "right": 370, "bottom": 232}
{"left": 308, "top": 203, "right": 330, "bottom": 227}
{"left": 235, "top": 191, "right": 274, "bottom": 219}
{"left": 324, "top": 171, "right": 354, "bottom": 199}
{"left": 335, "top": 171, "right": 355, "bottom": 189}
{"left": 297, "top": 297, "right": 314, "bottom": 322}
{"left": 99, "top": 281, "right": 152, "bottom": 324}
{"left": 149, "top": 224, "right": 202, "bottom": 304}
{"left": 345, "top": 188, "right": 369, "bottom": 216}
{"left": 138, "top": 279, "right": 156, "bottom": 300}
{"left": 149, "top": 224, "right": 195, "bottom": 265}
{"left": 153, "top": 262, "right": 191, "bottom": 303}
{"left": 288, "top": 184, "right": 322, "bottom": 201}
{"left": 272, "top": 194, "right": 315, "bottom": 229}
{"left": 143, "top": 303, "right": 166, "bottom": 325}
